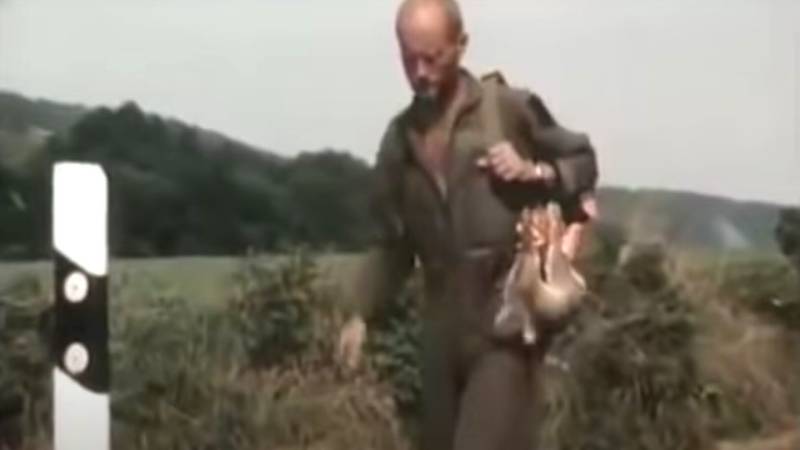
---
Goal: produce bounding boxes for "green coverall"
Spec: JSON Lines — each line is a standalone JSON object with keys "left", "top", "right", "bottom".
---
{"left": 353, "top": 68, "right": 599, "bottom": 450}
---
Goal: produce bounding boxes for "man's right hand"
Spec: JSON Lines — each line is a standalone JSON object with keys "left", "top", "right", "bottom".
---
{"left": 336, "top": 315, "right": 367, "bottom": 370}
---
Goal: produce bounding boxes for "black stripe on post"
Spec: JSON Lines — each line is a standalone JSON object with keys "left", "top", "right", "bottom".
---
{"left": 53, "top": 251, "right": 110, "bottom": 394}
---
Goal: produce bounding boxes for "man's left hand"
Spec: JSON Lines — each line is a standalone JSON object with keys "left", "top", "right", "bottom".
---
{"left": 476, "top": 141, "right": 555, "bottom": 184}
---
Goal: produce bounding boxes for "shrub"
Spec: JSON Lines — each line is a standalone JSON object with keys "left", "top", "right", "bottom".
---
{"left": 228, "top": 250, "right": 320, "bottom": 369}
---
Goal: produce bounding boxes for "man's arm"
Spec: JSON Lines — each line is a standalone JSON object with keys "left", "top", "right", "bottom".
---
{"left": 346, "top": 126, "right": 416, "bottom": 323}
{"left": 519, "top": 91, "right": 600, "bottom": 258}
{"left": 522, "top": 92, "right": 599, "bottom": 204}
{"left": 338, "top": 126, "right": 415, "bottom": 369}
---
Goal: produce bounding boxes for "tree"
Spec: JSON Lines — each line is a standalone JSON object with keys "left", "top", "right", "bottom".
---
{"left": 776, "top": 207, "right": 800, "bottom": 272}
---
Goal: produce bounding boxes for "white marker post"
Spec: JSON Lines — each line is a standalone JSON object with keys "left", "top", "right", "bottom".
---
{"left": 52, "top": 162, "right": 110, "bottom": 450}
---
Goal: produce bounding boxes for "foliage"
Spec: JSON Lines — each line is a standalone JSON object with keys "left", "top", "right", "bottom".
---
{"left": 1, "top": 250, "right": 411, "bottom": 450}
{"left": 1, "top": 102, "right": 377, "bottom": 259}
{"left": 366, "top": 272, "right": 424, "bottom": 421}
{"left": 2, "top": 235, "right": 800, "bottom": 449}
{"left": 776, "top": 207, "right": 800, "bottom": 273}
{"left": 713, "top": 258, "right": 800, "bottom": 332}
{"left": 0, "top": 91, "right": 86, "bottom": 135}
{"left": 0, "top": 93, "right": 790, "bottom": 261}
{"left": 0, "top": 275, "right": 51, "bottom": 449}
{"left": 229, "top": 250, "right": 322, "bottom": 368}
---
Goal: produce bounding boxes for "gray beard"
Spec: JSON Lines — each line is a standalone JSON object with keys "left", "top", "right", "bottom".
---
{"left": 413, "top": 92, "right": 442, "bottom": 121}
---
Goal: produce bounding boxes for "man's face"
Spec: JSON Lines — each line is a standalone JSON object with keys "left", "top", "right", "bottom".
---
{"left": 397, "top": 17, "right": 464, "bottom": 105}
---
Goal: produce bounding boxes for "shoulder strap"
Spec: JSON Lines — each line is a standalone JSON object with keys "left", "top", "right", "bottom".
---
{"left": 479, "top": 71, "right": 508, "bottom": 147}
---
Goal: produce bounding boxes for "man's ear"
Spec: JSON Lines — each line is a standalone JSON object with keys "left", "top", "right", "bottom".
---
{"left": 457, "top": 32, "right": 469, "bottom": 58}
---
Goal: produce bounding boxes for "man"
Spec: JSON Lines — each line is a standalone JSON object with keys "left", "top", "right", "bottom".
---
{"left": 337, "top": 1, "right": 598, "bottom": 449}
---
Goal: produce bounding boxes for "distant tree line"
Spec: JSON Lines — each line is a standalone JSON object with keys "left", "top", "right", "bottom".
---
{"left": 1, "top": 99, "right": 796, "bottom": 261}
{"left": 776, "top": 207, "right": 800, "bottom": 272}
{"left": 0, "top": 92, "right": 86, "bottom": 134}
{"left": 0, "top": 102, "right": 377, "bottom": 259}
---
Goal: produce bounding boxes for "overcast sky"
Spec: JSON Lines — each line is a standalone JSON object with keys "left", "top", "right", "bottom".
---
{"left": 1, "top": 0, "right": 798, "bottom": 205}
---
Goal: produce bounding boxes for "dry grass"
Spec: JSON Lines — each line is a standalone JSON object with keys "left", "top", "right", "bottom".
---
{"left": 533, "top": 242, "right": 800, "bottom": 450}
{"left": 715, "top": 429, "right": 800, "bottom": 450}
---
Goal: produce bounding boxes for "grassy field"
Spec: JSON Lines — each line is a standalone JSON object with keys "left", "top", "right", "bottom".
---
{"left": 2, "top": 246, "right": 800, "bottom": 450}
{"left": 0, "top": 246, "right": 784, "bottom": 303}
{"left": 0, "top": 252, "right": 366, "bottom": 308}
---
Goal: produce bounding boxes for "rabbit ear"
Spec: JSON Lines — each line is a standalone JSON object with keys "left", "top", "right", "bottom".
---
{"left": 518, "top": 207, "right": 545, "bottom": 251}
{"left": 548, "top": 238, "right": 570, "bottom": 284}
{"left": 547, "top": 201, "right": 563, "bottom": 221}
{"left": 545, "top": 202, "right": 564, "bottom": 247}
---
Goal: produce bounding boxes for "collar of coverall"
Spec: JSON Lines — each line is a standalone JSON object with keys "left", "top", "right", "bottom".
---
{"left": 403, "top": 67, "right": 484, "bottom": 131}
{"left": 398, "top": 68, "right": 485, "bottom": 174}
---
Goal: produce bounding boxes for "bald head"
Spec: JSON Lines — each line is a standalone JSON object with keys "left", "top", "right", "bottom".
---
{"left": 394, "top": 0, "right": 468, "bottom": 106}
{"left": 396, "top": 0, "right": 464, "bottom": 42}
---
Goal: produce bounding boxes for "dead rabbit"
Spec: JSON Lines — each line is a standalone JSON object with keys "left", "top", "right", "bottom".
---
{"left": 493, "top": 202, "right": 587, "bottom": 345}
